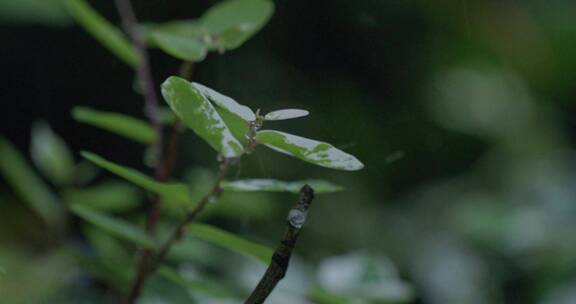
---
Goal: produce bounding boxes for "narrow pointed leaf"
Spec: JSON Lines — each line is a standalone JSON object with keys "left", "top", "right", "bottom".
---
{"left": 255, "top": 130, "right": 364, "bottom": 171}
{"left": 72, "top": 107, "right": 156, "bottom": 144}
{"left": 0, "top": 137, "right": 65, "bottom": 228}
{"left": 189, "top": 223, "right": 272, "bottom": 264}
{"left": 221, "top": 179, "right": 343, "bottom": 194}
{"left": 30, "top": 121, "right": 75, "bottom": 185}
{"left": 264, "top": 109, "right": 309, "bottom": 121}
{"left": 62, "top": 180, "right": 141, "bottom": 212}
{"left": 81, "top": 152, "right": 192, "bottom": 205}
{"left": 192, "top": 82, "right": 255, "bottom": 121}
{"left": 161, "top": 76, "right": 244, "bottom": 157}
{"left": 158, "top": 267, "right": 231, "bottom": 298}
{"left": 64, "top": 0, "right": 138, "bottom": 67}
{"left": 200, "top": 0, "right": 274, "bottom": 50}
{"left": 70, "top": 204, "right": 155, "bottom": 248}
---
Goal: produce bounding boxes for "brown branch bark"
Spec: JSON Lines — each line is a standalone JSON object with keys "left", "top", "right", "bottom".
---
{"left": 245, "top": 185, "right": 315, "bottom": 304}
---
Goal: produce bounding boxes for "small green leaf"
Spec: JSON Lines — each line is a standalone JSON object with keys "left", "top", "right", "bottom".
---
{"left": 161, "top": 76, "right": 244, "bottom": 157}
{"left": 264, "top": 109, "right": 309, "bottom": 121}
{"left": 255, "top": 130, "right": 364, "bottom": 171}
{"left": 221, "top": 179, "right": 343, "bottom": 194}
{"left": 192, "top": 82, "right": 255, "bottom": 121}
{"left": 158, "top": 267, "right": 231, "bottom": 298}
{"left": 64, "top": 0, "right": 138, "bottom": 66}
{"left": 62, "top": 180, "right": 141, "bottom": 212}
{"left": 70, "top": 204, "right": 156, "bottom": 248}
{"left": 72, "top": 107, "right": 156, "bottom": 144}
{"left": 200, "top": 0, "right": 274, "bottom": 50}
{"left": 0, "top": 136, "right": 65, "bottom": 228}
{"left": 30, "top": 121, "right": 75, "bottom": 185}
{"left": 189, "top": 223, "right": 272, "bottom": 264}
{"left": 81, "top": 152, "right": 192, "bottom": 205}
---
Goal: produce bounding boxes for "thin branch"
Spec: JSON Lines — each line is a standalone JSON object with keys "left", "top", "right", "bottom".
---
{"left": 152, "top": 158, "right": 236, "bottom": 267}
{"left": 124, "top": 158, "right": 236, "bottom": 304}
{"left": 245, "top": 185, "right": 315, "bottom": 304}
{"left": 114, "top": 0, "right": 165, "bottom": 302}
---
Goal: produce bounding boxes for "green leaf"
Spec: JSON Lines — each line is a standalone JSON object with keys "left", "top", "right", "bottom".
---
{"left": 255, "top": 130, "right": 364, "bottom": 171}
{"left": 81, "top": 152, "right": 192, "bottom": 205}
{"left": 192, "top": 82, "right": 255, "bottom": 121}
{"left": 215, "top": 106, "right": 250, "bottom": 145}
{"left": 30, "top": 121, "right": 75, "bottom": 185}
{"left": 200, "top": 0, "right": 274, "bottom": 50}
{"left": 72, "top": 107, "right": 156, "bottom": 144}
{"left": 158, "top": 267, "right": 231, "bottom": 298}
{"left": 150, "top": 31, "right": 207, "bottom": 62}
{"left": 221, "top": 179, "right": 343, "bottom": 194}
{"left": 143, "top": 20, "right": 208, "bottom": 62}
{"left": 189, "top": 223, "right": 272, "bottom": 264}
{"left": 64, "top": 0, "right": 138, "bottom": 66}
{"left": 62, "top": 180, "right": 141, "bottom": 212}
{"left": 70, "top": 204, "right": 156, "bottom": 248}
{"left": 161, "top": 76, "right": 244, "bottom": 157}
{"left": 265, "top": 109, "right": 309, "bottom": 121}
{"left": 0, "top": 136, "right": 65, "bottom": 228}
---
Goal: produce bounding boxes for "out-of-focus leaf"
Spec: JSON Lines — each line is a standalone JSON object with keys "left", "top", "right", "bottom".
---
{"left": 0, "top": 0, "right": 72, "bottom": 26}
{"left": 30, "top": 121, "right": 75, "bottom": 185}
{"left": 70, "top": 204, "right": 155, "bottom": 248}
{"left": 72, "top": 107, "right": 156, "bottom": 144}
{"left": 221, "top": 179, "right": 343, "bottom": 194}
{"left": 264, "top": 109, "right": 309, "bottom": 121}
{"left": 158, "top": 267, "right": 231, "bottom": 298}
{"left": 143, "top": 20, "right": 207, "bottom": 62}
{"left": 192, "top": 82, "right": 255, "bottom": 121}
{"left": 189, "top": 223, "right": 272, "bottom": 264}
{"left": 200, "top": 0, "right": 274, "bottom": 50}
{"left": 255, "top": 130, "right": 364, "bottom": 171}
{"left": 62, "top": 180, "right": 141, "bottom": 212}
{"left": 0, "top": 136, "right": 65, "bottom": 228}
{"left": 149, "top": 31, "right": 207, "bottom": 62}
{"left": 64, "top": 0, "right": 138, "bottom": 66}
{"left": 84, "top": 226, "right": 133, "bottom": 288}
{"left": 81, "top": 152, "right": 192, "bottom": 205}
{"left": 161, "top": 76, "right": 244, "bottom": 157}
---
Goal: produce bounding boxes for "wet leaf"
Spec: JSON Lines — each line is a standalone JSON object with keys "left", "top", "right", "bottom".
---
{"left": 189, "top": 223, "right": 272, "bottom": 264}
{"left": 221, "top": 179, "right": 342, "bottom": 194}
{"left": 30, "top": 121, "right": 75, "bottom": 185}
{"left": 161, "top": 76, "right": 244, "bottom": 157}
{"left": 70, "top": 204, "right": 155, "bottom": 248}
{"left": 192, "top": 82, "right": 255, "bottom": 121}
{"left": 72, "top": 107, "right": 156, "bottom": 144}
{"left": 264, "top": 109, "right": 309, "bottom": 121}
{"left": 81, "top": 152, "right": 192, "bottom": 205}
{"left": 255, "top": 130, "right": 364, "bottom": 171}
{"left": 64, "top": 0, "right": 138, "bottom": 66}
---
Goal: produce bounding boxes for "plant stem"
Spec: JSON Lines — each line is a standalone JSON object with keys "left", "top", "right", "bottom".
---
{"left": 113, "top": 0, "right": 164, "bottom": 302}
{"left": 125, "top": 158, "right": 236, "bottom": 304}
{"left": 245, "top": 185, "right": 315, "bottom": 304}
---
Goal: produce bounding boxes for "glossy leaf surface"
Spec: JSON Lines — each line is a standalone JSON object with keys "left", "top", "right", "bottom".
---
{"left": 255, "top": 130, "right": 364, "bottom": 171}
